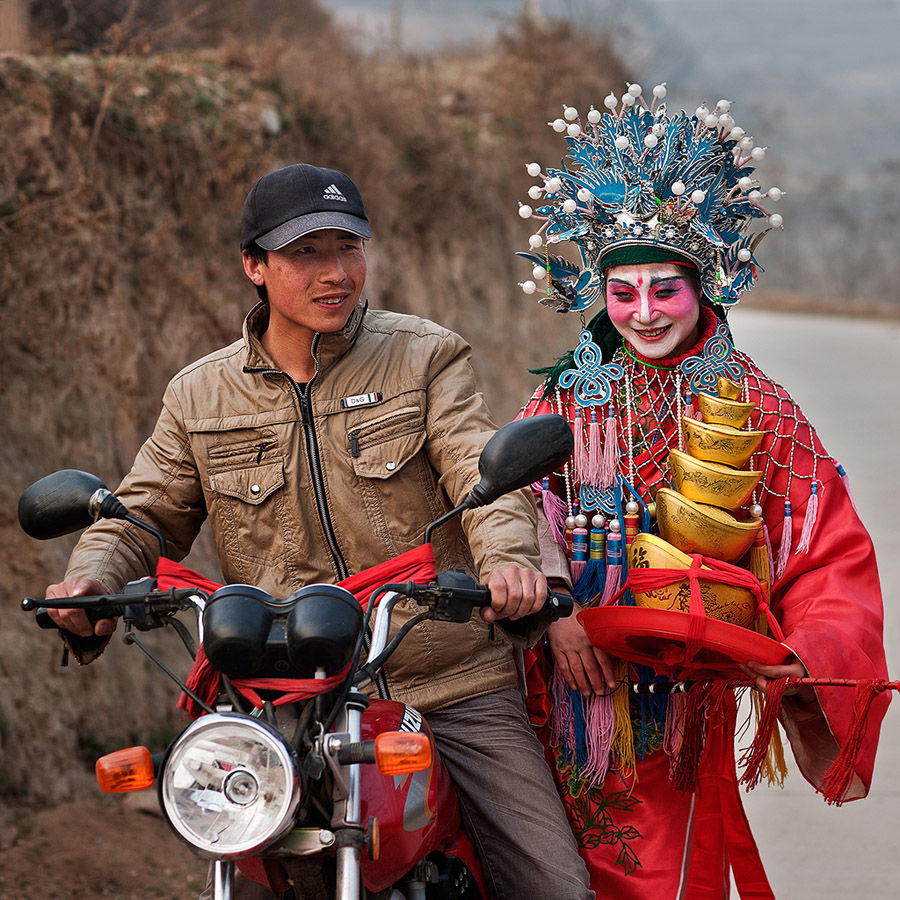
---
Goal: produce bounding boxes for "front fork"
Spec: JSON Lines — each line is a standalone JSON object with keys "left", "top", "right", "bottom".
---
{"left": 332, "top": 691, "right": 367, "bottom": 900}
{"left": 212, "top": 859, "right": 235, "bottom": 900}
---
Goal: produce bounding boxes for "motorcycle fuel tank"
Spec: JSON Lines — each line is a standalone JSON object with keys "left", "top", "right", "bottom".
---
{"left": 359, "top": 699, "right": 460, "bottom": 892}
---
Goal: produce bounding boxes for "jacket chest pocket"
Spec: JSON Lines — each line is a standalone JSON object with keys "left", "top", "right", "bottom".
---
{"left": 208, "top": 459, "right": 284, "bottom": 504}
{"left": 345, "top": 397, "right": 443, "bottom": 550}
{"left": 198, "top": 429, "right": 289, "bottom": 566}
{"left": 348, "top": 404, "right": 426, "bottom": 479}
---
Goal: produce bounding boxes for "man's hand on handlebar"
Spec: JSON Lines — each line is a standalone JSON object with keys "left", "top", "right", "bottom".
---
{"left": 482, "top": 566, "right": 547, "bottom": 623}
{"left": 45, "top": 578, "right": 117, "bottom": 637}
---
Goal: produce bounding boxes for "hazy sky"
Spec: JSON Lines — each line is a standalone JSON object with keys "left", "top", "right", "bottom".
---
{"left": 322, "top": 0, "right": 900, "bottom": 179}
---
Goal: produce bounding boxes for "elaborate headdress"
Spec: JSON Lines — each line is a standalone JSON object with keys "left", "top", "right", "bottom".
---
{"left": 516, "top": 83, "right": 784, "bottom": 311}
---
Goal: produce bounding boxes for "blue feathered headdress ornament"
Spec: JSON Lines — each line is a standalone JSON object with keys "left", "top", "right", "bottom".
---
{"left": 517, "top": 83, "right": 784, "bottom": 312}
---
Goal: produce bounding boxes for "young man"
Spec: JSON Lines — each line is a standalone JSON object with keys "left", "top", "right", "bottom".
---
{"left": 45, "top": 163, "right": 594, "bottom": 898}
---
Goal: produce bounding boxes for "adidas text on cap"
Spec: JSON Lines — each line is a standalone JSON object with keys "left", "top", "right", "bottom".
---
{"left": 240, "top": 163, "right": 371, "bottom": 251}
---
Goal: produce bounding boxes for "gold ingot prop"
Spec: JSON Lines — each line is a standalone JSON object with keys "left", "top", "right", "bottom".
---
{"left": 717, "top": 376, "right": 742, "bottom": 400}
{"left": 655, "top": 488, "right": 762, "bottom": 562}
{"left": 682, "top": 417, "right": 763, "bottom": 468}
{"left": 697, "top": 392, "right": 755, "bottom": 429}
{"left": 628, "top": 533, "right": 757, "bottom": 628}
{"left": 668, "top": 449, "right": 762, "bottom": 511}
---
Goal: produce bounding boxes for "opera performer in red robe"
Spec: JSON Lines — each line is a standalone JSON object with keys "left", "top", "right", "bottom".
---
{"left": 513, "top": 82, "right": 888, "bottom": 898}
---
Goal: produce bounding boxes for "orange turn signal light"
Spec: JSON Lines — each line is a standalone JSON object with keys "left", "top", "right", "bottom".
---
{"left": 95, "top": 746, "right": 155, "bottom": 793}
{"left": 374, "top": 732, "right": 432, "bottom": 775}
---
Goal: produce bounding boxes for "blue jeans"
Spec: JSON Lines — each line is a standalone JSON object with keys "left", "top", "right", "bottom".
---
{"left": 427, "top": 688, "right": 594, "bottom": 899}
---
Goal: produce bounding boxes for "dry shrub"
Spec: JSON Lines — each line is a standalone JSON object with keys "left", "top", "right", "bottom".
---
{"left": 28, "top": 0, "right": 333, "bottom": 53}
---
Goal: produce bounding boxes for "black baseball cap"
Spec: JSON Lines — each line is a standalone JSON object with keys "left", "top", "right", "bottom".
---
{"left": 240, "top": 163, "right": 371, "bottom": 251}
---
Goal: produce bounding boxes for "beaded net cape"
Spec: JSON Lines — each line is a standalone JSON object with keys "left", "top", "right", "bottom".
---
{"left": 526, "top": 316, "right": 834, "bottom": 529}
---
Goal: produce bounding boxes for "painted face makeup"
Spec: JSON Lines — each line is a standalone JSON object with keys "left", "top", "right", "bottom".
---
{"left": 604, "top": 262, "right": 701, "bottom": 359}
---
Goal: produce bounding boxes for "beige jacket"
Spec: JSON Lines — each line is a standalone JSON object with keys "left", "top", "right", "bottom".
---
{"left": 66, "top": 300, "right": 542, "bottom": 711}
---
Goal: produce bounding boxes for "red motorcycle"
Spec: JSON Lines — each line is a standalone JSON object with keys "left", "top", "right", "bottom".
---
{"left": 19, "top": 416, "right": 573, "bottom": 900}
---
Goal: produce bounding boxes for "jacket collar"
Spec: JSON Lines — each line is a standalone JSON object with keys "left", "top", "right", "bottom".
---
{"left": 242, "top": 298, "right": 368, "bottom": 375}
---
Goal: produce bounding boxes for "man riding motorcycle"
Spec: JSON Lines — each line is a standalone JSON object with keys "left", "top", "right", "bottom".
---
{"left": 44, "top": 163, "right": 594, "bottom": 898}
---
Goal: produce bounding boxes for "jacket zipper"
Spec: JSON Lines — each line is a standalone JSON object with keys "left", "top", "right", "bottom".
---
{"left": 252, "top": 354, "right": 349, "bottom": 581}
{"left": 294, "top": 346, "right": 349, "bottom": 581}
{"left": 251, "top": 357, "right": 391, "bottom": 698}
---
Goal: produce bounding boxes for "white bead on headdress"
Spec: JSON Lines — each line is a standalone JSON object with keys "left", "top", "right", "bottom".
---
{"left": 517, "top": 84, "right": 784, "bottom": 312}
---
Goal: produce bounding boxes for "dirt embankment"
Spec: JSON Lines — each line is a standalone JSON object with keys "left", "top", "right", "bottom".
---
{"left": 0, "top": 19, "right": 624, "bottom": 828}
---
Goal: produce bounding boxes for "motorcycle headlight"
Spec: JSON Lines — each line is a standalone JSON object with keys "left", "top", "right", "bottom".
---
{"left": 160, "top": 713, "right": 300, "bottom": 858}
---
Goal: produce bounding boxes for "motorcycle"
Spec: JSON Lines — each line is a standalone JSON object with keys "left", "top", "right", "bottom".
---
{"left": 18, "top": 415, "right": 574, "bottom": 900}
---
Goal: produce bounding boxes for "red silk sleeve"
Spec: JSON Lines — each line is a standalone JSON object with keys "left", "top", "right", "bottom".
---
{"left": 769, "top": 465, "right": 888, "bottom": 798}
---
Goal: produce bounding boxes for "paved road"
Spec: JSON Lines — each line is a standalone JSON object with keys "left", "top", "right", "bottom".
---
{"left": 727, "top": 308, "right": 900, "bottom": 899}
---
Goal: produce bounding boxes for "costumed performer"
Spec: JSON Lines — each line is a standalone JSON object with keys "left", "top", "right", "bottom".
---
{"left": 514, "top": 83, "right": 889, "bottom": 898}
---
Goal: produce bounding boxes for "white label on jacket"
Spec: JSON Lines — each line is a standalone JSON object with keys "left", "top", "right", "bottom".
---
{"left": 341, "top": 392, "right": 382, "bottom": 409}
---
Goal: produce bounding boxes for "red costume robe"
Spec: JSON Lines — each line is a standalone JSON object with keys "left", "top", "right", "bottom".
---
{"left": 519, "top": 307, "right": 888, "bottom": 897}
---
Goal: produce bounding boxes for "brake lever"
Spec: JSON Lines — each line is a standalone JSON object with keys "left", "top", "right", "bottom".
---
{"left": 400, "top": 571, "right": 574, "bottom": 626}
{"left": 407, "top": 582, "right": 487, "bottom": 623}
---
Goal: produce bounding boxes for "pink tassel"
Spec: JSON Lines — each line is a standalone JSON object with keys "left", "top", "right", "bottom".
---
{"left": 581, "top": 692, "right": 615, "bottom": 787}
{"left": 774, "top": 500, "right": 792, "bottom": 581}
{"left": 663, "top": 692, "right": 683, "bottom": 758}
{"left": 795, "top": 481, "right": 820, "bottom": 555}
{"left": 762, "top": 520, "right": 775, "bottom": 585}
{"left": 838, "top": 463, "right": 860, "bottom": 515}
{"left": 684, "top": 392, "right": 702, "bottom": 421}
{"left": 588, "top": 409, "right": 602, "bottom": 485}
{"left": 538, "top": 477, "right": 568, "bottom": 548}
{"left": 550, "top": 662, "right": 576, "bottom": 751}
{"left": 599, "top": 415, "right": 620, "bottom": 490}
{"left": 600, "top": 529, "right": 623, "bottom": 605}
{"left": 573, "top": 409, "right": 590, "bottom": 485}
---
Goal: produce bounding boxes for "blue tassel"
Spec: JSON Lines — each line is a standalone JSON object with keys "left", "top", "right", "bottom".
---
{"left": 573, "top": 557, "right": 605, "bottom": 605}
{"left": 574, "top": 518, "right": 608, "bottom": 605}
{"left": 621, "top": 476, "right": 653, "bottom": 534}
{"left": 611, "top": 487, "right": 635, "bottom": 606}
{"left": 569, "top": 686, "right": 589, "bottom": 768}
{"left": 637, "top": 667, "right": 668, "bottom": 722}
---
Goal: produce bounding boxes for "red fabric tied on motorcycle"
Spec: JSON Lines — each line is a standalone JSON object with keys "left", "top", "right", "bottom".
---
{"left": 157, "top": 545, "right": 437, "bottom": 717}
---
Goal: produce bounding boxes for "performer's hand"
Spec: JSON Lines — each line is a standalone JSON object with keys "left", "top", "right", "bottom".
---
{"left": 741, "top": 658, "right": 817, "bottom": 704}
{"left": 483, "top": 565, "right": 547, "bottom": 622}
{"left": 548, "top": 611, "right": 616, "bottom": 694}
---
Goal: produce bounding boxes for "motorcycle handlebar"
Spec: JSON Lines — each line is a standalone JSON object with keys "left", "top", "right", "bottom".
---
{"left": 355, "top": 575, "right": 574, "bottom": 688}
{"left": 23, "top": 575, "right": 574, "bottom": 643}
{"left": 380, "top": 574, "right": 574, "bottom": 624}
{"left": 22, "top": 588, "right": 204, "bottom": 632}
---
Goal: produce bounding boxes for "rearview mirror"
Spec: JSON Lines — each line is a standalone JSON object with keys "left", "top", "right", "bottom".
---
{"left": 18, "top": 469, "right": 128, "bottom": 540}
